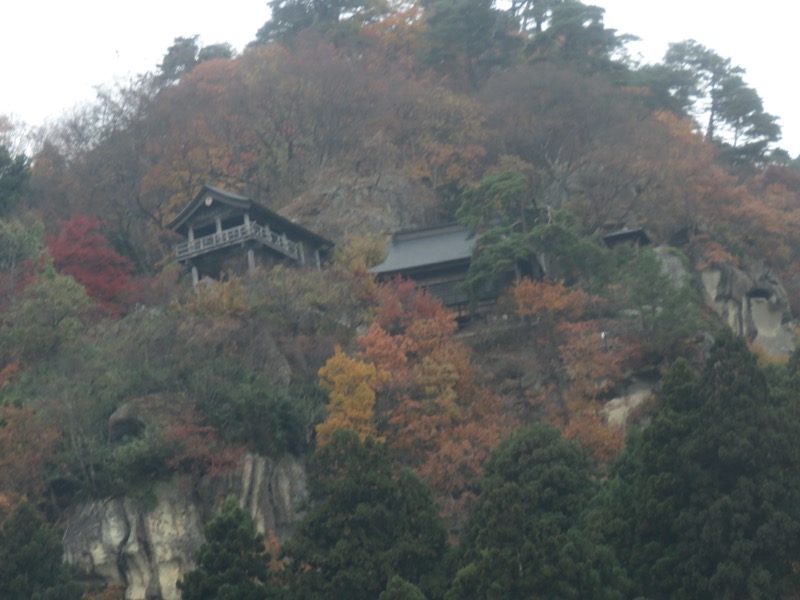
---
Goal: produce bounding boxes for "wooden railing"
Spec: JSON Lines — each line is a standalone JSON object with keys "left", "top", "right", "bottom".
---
{"left": 174, "top": 223, "right": 300, "bottom": 261}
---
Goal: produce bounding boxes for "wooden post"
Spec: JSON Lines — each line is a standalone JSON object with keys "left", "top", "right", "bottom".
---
{"left": 188, "top": 226, "right": 195, "bottom": 242}
{"left": 298, "top": 243, "right": 305, "bottom": 265}
{"left": 315, "top": 249, "right": 321, "bottom": 270}
{"left": 215, "top": 218, "right": 222, "bottom": 234}
{"left": 244, "top": 212, "right": 251, "bottom": 230}
{"left": 191, "top": 265, "right": 199, "bottom": 290}
{"left": 247, "top": 248, "right": 255, "bottom": 272}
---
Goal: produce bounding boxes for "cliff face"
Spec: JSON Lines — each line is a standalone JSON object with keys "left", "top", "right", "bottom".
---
{"left": 63, "top": 454, "right": 307, "bottom": 600}
{"left": 283, "top": 170, "right": 440, "bottom": 241}
{"left": 699, "top": 261, "right": 796, "bottom": 355}
{"left": 656, "top": 244, "right": 796, "bottom": 355}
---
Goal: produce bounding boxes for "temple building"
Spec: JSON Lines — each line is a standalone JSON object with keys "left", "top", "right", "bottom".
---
{"left": 168, "top": 183, "right": 333, "bottom": 286}
{"left": 370, "top": 224, "right": 500, "bottom": 316}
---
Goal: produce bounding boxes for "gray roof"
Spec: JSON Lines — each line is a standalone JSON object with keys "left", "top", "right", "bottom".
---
{"left": 370, "top": 225, "right": 475, "bottom": 275}
{"left": 167, "top": 183, "right": 333, "bottom": 249}
{"left": 601, "top": 227, "right": 651, "bottom": 247}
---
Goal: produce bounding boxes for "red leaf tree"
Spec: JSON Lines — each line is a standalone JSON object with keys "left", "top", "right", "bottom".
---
{"left": 48, "top": 216, "right": 135, "bottom": 316}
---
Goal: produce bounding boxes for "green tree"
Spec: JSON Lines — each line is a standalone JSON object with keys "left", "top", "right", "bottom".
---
{"left": 526, "top": 0, "right": 625, "bottom": 73}
{"left": 284, "top": 430, "right": 447, "bottom": 600}
{"left": 158, "top": 36, "right": 234, "bottom": 84}
{"left": 447, "top": 423, "right": 625, "bottom": 600}
{"left": 379, "top": 575, "right": 428, "bottom": 600}
{"left": 0, "top": 144, "right": 29, "bottom": 215}
{"left": 617, "top": 246, "right": 706, "bottom": 354}
{"left": 0, "top": 215, "right": 44, "bottom": 305}
{"left": 422, "top": 0, "right": 521, "bottom": 90}
{"left": 0, "top": 215, "right": 43, "bottom": 275}
{"left": 1, "top": 264, "right": 92, "bottom": 363}
{"left": 662, "top": 40, "right": 779, "bottom": 164}
{"left": 508, "top": 0, "right": 560, "bottom": 34}
{"left": 178, "top": 497, "right": 279, "bottom": 600}
{"left": 602, "top": 331, "right": 800, "bottom": 598}
{"left": 457, "top": 169, "right": 532, "bottom": 233}
{"left": 0, "top": 502, "right": 83, "bottom": 600}
{"left": 458, "top": 201, "right": 612, "bottom": 298}
{"left": 255, "top": 0, "right": 388, "bottom": 45}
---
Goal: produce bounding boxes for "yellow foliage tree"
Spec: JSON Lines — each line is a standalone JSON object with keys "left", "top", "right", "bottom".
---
{"left": 316, "top": 346, "right": 382, "bottom": 445}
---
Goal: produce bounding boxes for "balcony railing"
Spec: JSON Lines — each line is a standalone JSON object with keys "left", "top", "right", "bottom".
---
{"left": 174, "top": 222, "right": 300, "bottom": 261}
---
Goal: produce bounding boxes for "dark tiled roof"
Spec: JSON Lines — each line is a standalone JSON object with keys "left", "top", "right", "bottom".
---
{"left": 601, "top": 227, "right": 651, "bottom": 247}
{"left": 167, "top": 183, "right": 333, "bottom": 248}
{"left": 370, "top": 225, "right": 475, "bottom": 275}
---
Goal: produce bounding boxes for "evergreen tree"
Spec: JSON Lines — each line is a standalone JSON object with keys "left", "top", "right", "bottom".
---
{"left": 602, "top": 331, "right": 800, "bottom": 598}
{"left": 422, "top": 0, "right": 521, "bottom": 90}
{"left": 618, "top": 247, "right": 706, "bottom": 354}
{"left": 254, "top": 0, "right": 388, "bottom": 45}
{"left": 526, "top": 0, "right": 626, "bottom": 73}
{"left": 379, "top": 575, "right": 428, "bottom": 600}
{"left": 284, "top": 430, "right": 447, "bottom": 600}
{"left": 0, "top": 144, "right": 29, "bottom": 215}
{"left": 662, "top": 40, "right": 780, "bottom": 166}
{"left": 447, "top": 423, "right": 625, "bottom": 599}
{"left": 178, "top": 497, "right": 280, "bottom": 600}
{"left": 0, "top": 502, "right": 83, "bottom": 600}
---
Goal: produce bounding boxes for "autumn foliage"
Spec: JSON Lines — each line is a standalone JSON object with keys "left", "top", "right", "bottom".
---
{"left": 48, "top": 216, "right": 135, "bottom": 316}
{"left": 513, "top": 278, "right": 628, "bottom": 462}
{"left": 162, "top": 407, "right": 241, "bottom": 478}
{"left": 513, "top": 278, "right": 588, "bottom": 322}
{"left": 317, "top": 346, "right": 382, "bottom": 445}
{"left": 317, "top": 279, "right": 514, "bottom": 522}
{"left": 0, "top": 406, "right": 61, "bottom": 508}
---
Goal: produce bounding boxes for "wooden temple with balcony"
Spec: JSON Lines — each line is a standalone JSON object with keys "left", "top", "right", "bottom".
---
{"left": 168, "top": 183, "right": 333, "bottom": 286}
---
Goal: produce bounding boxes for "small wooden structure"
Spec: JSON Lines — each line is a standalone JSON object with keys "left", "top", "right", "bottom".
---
{"left": 168, "top": 183, "right": 333, "bottom": 285}
{"left": 601, "top": 227, "right": 651, "bottom": 248}
{"left": 369, "top": 224, "right": 498, "bottom": 316}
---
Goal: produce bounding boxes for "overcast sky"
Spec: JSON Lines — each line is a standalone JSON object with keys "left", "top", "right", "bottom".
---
{"left": 2, "top": 1, "right": 798, "bottom": 156}
{"left": 600, "top": 0, "right": 799, "bottom": 157}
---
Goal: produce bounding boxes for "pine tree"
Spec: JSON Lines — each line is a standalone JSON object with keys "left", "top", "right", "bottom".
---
{"left": 284, "top": 430, "right": 446, "bottom": 600}
{"left": 0, "top": 502, "right": 83, "bottom": 600}
{"left": 178, "top": 497, "right": 280, "bottom": 600}
{"left": 603, "top": 330, "right": 800, "bottom": 598}
{"left": 448, "top": 423, "right": 625, "bottom": 599}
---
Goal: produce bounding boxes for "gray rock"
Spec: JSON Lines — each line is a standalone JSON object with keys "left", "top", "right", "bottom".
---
{"left": 698, "top": 260, "right": 796, "bottom": 355}
{"left": 63, "top": 454, "right": 307, "bottom": 600}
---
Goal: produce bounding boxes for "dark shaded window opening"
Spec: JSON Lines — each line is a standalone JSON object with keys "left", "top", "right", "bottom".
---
{"left": 747, "top": 288, "right": 772, "bottom": 300}
{"left": 194, "top": 223, "right": 216, "bottom": 238}
{"left": 221, "top": 216, "right": 241, "bottom": 230}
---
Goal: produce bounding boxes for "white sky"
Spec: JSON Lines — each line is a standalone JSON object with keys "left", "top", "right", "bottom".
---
{"left": 2, "top": 1, "right": 798, "bottom": 156}
{"left": 600, "top": 0, "right": 800, "bottom": 157}
{"left": 1, "top": 1, "right": 269, "bottom": 129}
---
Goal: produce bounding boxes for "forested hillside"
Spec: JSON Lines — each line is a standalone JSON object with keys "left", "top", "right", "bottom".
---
{"left": 2, "top": 0, "right": 800, "bottom": 598}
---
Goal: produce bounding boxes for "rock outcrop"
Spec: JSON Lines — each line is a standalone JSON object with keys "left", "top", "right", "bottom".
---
{"left": 284, "top": 170, "right": 439, "bottom": 241}
{"left": 63, "top": 455, "right": 307, "bottom": 600}
{"left": 699, "top": 261, "right": 796, "bottom": 355}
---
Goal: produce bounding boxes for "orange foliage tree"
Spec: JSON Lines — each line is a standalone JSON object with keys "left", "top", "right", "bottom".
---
{"left": 513, "top": 277, "right": 626, "bottom": 462}
{"left": 513, "top": 278, "right": 587, "bottom": 322}
{"left": 320, "top": 278, "right": 514, "bottom": 525}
